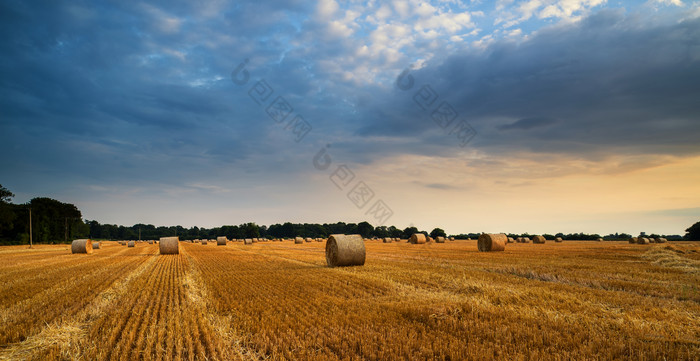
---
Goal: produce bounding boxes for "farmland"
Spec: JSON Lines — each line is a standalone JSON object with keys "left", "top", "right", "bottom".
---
{"left": 0, "top": 240, "right": 698, "bottom": 360}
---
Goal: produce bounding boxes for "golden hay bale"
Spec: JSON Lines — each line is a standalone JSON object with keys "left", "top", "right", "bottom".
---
{"left": 147, "top": 240, "right": 153, "bottom": 245}
{"left": 449, "top": 237, "right": 455, "bottom": 241}
{"left": 657, "top": 237, "right": 667, "bottom": 243}
{"left": 295, "top": 237, "right": 303, "bottom": 244}
{"left": 244, "top": 238, "right": 253, "bottom": 245}
{"left": 637, "top": 237, "right": 650, "bottom": 245}
{"left": 477, "top": 233, "right": 506, "bottom": 252}
{"left": 200, "top": 239, "right": 207, "bottom": 245}
{"left": 217, "top": 237, "right": 228, "bottom": 245}
{"left": 516, "top": 237, "right": 523, "bottom": 243}
{"left": 159, "top": 237, "right": 179, "bottom": 255}
{"left": 555, "top": 237, "right": 563, "bottom": 243}
{"left": 522, "top": 237, "right": 531, "bottom": 243}
{"left": 409, "top": 233, "right": 426, "bottom": 244}
{"left": 305, "top": 237, "right": 313, "bottom": 243}
{"left": 316, "top": 238, "right": 323, "bottom": 242}
{"left": 92, "top": 241, "right": 101, "bottom": 249}
{"left": 383, "top": 237, "right": 391, "bottom": 243}
{"left": 597, "top": 238, "right": 603, "bottom": 242}
{"left": 507, "top": 237, "right": 515, "bottom": 243}
{"left": 435, "top": 236, "right": 446, "bottom": 243}
{"left": 532, "top": 235, "right": 546, "bottom": 244}
{"left": 128, "top": 241, "right": 135, "bottom": 247}
{"left": 629, "top": 237, "right": 637, "bottom": 244}
{"left": 326, "top": 234, "right": 365, "bottom": 267}
{"left": 71, "top": 239, "right": 93, "bottom": 254}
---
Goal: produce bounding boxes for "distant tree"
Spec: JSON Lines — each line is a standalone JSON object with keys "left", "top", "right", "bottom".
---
{"left": 279, "top": 222, "right": 295, "bottom": 238}
{"left": 684, "top": 221, "right": 700, "bottom": 241}
{"left": 402, "top": 227, "right": 418, "bottom": 239}
{"left": 429, "top": 228, "right": 446, "bottom": 238}
{"left": 242, "top": 222, "right": 260, "bottom": 238}
{"left": 387, "top": 226, "right": 401, "bottom": 238}
{"left": 372, "top": 226, "right": 389, "bottom": 238}
{"left": 357, "top": 221, "right": 374, "bottom": 238}
{"left": 0, "top": 184, "right": 14, "bottom": 203}
{"left": 0, "top": 185, "right": 16, "bottom": 241}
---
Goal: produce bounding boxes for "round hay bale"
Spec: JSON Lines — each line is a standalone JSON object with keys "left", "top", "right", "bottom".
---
{"left": 522, "top": 237, "right": 531, "bottom": 243}
{"left": 305, "top": 237, "right": 313, "bottom": 243}
{"left": 294, "top": 237, "right": 303, "bottom": 244}
{"left": 409, "top": 233, "right": 426, "bottom": 244}
{"left": 555, "top": 237, "right": 563, "bottom": 243}
{"left": 92, "top": 241, "right": 101, "bottom": 249}
{"left": 427, "top": 237, "right": 434, "bottom": 243}
{"left": 435, "top": 236, "right": 446, "bottom": 243}
{"left": 217, "top": 237, "right": 228, "bottom": 246}
{"left": 383, "top": 237, "right": 391, "bottom": 243}
{"left": 532, "top": 235, "right": 546, "bottom": 244}
{"left": 147, "top": 240, "right": 154, "bottom": 245}
{"left": 200, "top": 239, "right": 207, "bottom": 245}
{"left": 516, "top": 237, "right": 523, "bottom": 243}
{"left": 71, "top": 239, "right": 93, "bottom": 254}
{"left": 637, "top": 237, "right": 650, "bottom": 245}
{"left": 316, "top": 238, "right": 323, "bottom": 242}
{"left": 597, "top": 238, "right": 603, "bottom": 242}
{"left": 128, "top": 241, "right": 135, "bottom": 247}
{"left": 477, "top": 234, "right": 506, "bottom": 252}
{"left": 449, "top": 237, "right": 455, "bottom": 241}
{"left": 244, "top": 238, "right": 253, "bottom": 245}
{"left": 507, "top": 237, "right": 515, "bottom": 243}
{"left": 657, "top": 237, "right": 667, "bottom": 243}
{"left": 629, "top": 237, "right": 637, "bottom": 244}
{"left": 326, "top": 234, "right": 365, "bottom": 267}
{"left": 159, "top": 237, "right": 179, "bottom": 254}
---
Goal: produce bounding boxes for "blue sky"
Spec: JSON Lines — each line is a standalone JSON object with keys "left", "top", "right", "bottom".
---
{"left": 1, "top": 0, "right": 699, "bottom": 235}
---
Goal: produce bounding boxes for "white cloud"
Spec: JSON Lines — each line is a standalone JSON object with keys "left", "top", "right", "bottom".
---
{"left": 653, "top": 0, "right": 684, "bottom": 6}
{"left": 317, "top": 0, "right": 339, "bottom": 20}
{"left": 141, "top": 4, "right": 183, "bottom": 34}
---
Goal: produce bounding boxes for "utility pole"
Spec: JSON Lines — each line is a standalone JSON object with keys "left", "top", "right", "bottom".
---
{"left": 29, "top": 208, "right": 33, "bottom": 249}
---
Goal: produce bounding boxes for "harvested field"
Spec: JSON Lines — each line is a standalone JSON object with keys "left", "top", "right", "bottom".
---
{"left": 0, "top": 241, "right": 698, "bottom": 360}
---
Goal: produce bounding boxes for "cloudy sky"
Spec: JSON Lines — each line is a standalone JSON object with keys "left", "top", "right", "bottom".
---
{"left": 1, "top": 0, "right": 699, "bottom": 236}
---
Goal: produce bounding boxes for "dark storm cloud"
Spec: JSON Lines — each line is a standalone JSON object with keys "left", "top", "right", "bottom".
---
{"left": 2, "top": 1, "right": 699, "bottom": 197}
{"left": 354, "top": 9, "right": 700, "bottom": 159}
{"left": 0, "top": 0, "right": 318, "bottom": 189}
{"left": 497, "top": 117, "right": 557, "bottom": 131}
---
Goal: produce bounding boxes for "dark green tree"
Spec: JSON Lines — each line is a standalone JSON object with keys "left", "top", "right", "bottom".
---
{"left": 0, "top": 185, "right": 17, "bottom": 240}
{"left": 402, "top": 227, "right": 418, "bottom": 239}
{"left": 429, "top": 228, "right": 446, "bottom": 238}
{"left": 357, "top": 221, "right": 374, "bottom": 238}
{"left": 0, "top": 184, "right": 14, "bottom": 203}
{"left": 684, "top": 221, "right": 700, "bottom": 241}
{"left": 242, "top": 222, "right": 260, "bottom": 238}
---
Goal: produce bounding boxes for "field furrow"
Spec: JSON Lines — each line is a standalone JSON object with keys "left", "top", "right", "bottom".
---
{"left": 0, "top": 241, "right": 697, "bottom": 360}
{"left": 185, "top": 241, "right": 699, "bottom": 360}
{"left": 0, "top": 244, "right": 156, "bottom": 346}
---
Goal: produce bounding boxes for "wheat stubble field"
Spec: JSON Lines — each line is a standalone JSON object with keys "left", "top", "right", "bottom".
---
{"left": 0, "top": 240, "right": 698, "bottom": 361}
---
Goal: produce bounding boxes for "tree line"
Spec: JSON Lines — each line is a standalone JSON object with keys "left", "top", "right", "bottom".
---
{"left": 0, "top": 184, "right": 696, "bottom": 245}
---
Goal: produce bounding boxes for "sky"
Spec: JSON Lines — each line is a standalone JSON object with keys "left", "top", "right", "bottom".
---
{"left": 1, "top": 0, "right": 699, "bottom": 236}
